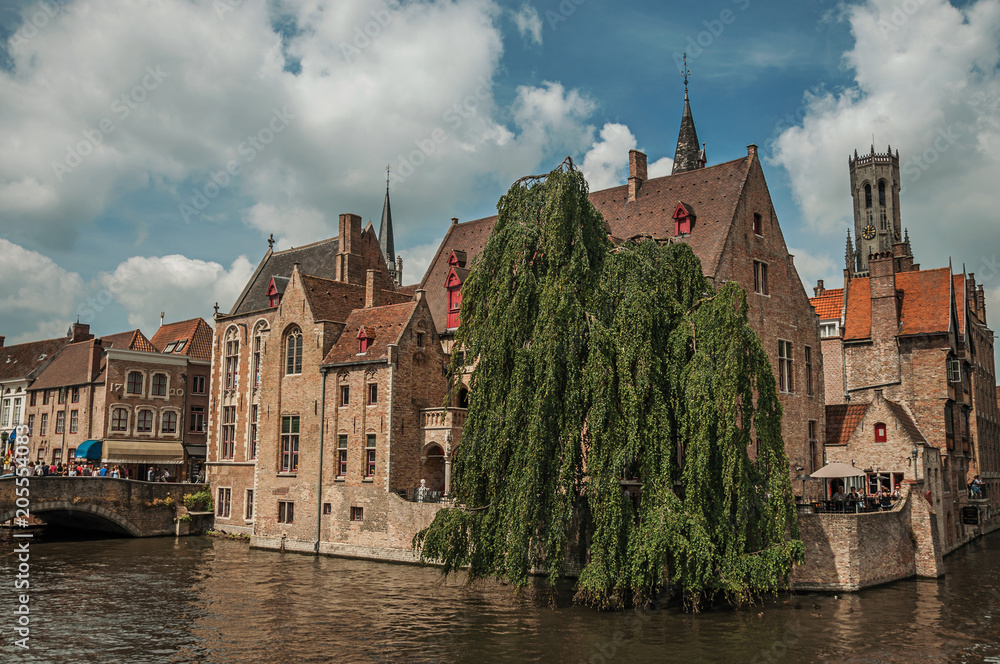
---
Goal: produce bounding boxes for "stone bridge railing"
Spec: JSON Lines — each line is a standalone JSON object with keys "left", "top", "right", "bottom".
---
{"left": 0, "top": 476, "right": 209, "bottom": 537}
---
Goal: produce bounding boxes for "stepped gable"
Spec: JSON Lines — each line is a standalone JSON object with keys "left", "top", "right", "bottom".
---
{"left": 0, "top": 337, "right": 70, "bottom": 382}
{"left": 810, "top": 288, "right": 844, "bottom": 319}
{"left": 825, "top": 403, "right": 869, "bottom": 446}
{"left": 419, "top": 156, "right": 751, "bottom": 332}
{"left": 321, "top": 301, "right": 418, "bottom": 365}
{"left": 150, "top": 318, "right": 213, "bottom": 361}
{"left": 230, "top": 237, "right": 340, "bottom": 316}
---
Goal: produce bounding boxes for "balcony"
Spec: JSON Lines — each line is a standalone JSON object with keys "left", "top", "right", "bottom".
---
{"left": 420, "top": 407, "right": 466, "bottom": 431}
{"left": 968, "top": 483, "right": 989, "bottom": 502}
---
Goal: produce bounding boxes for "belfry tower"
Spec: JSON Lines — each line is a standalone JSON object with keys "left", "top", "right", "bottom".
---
{"left": 848, "top": 145, "right": 903, "bottom": 273}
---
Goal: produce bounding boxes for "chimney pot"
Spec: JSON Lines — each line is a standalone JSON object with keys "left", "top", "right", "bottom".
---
{"left": 814, "top": 279, "right": 825, "bottom": 297}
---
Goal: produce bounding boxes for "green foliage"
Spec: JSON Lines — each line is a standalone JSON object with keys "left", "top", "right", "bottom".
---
{"left": 414, "top": 161, "right": 803, "bottom": 610}
{"left": 183, "top": 489, "right": 213, "bottom": 512}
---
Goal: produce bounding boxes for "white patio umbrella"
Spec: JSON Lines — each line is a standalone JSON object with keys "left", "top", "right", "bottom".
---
{"left": 810, "top": 462, "right": 867, "bottom": 479}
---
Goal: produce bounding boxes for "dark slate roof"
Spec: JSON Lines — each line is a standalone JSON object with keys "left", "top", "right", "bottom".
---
{"left": 379, "top": 183, "right": 395, "bottom": 265}
{"left": 0, "top": 337, "right": 69, "bottom": 382}
{"left": 321, "top": 302, "right": 417, "bottom": 365}
{"left": 418, "top": 156, "right": 751, "bottom": 333}
{"left": 149, "top": 318, "right": 213, "bottom": 361}
{"left": 29, "top": 340, "right": 96, "bottom": 389}
{"left": 826, "top": 403, "right": 869, "bottom": 446}
{"left": 885, "top": 400, "right": 926, "bottom": 443}
{"left": 672, "top": 90, "right": 703, "bottom": 175}
{"left": 229, "top": 238, "right": 340, "bottom": 316}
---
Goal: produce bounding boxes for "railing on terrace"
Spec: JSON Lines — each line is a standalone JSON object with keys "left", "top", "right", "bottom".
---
{"left": 396, "top": 488, "right": 450, "bottom": 503}
{"left": 420, "top": 407, "right": 467, "bottom": 430}
{"left": 969, "top": 484, "right": 989, "bottom": 501}
{"left": 810, "top": 498, "right": 899, "bottom": 514}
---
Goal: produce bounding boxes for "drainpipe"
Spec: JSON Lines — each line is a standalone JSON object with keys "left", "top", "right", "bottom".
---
{"left": 315, "top": 368, "right": 328, "bottom": 554}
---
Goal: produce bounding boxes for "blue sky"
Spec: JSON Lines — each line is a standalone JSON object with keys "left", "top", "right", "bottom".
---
{"left": 1, "top": 0, "right": 998, "bottom": 354}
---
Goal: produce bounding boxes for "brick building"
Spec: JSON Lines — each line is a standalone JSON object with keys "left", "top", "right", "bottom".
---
{"left": 810, "top": 146, "right": 1000, "bottom": 553}
{"left": 0, "top": 326, "right": 85, "bottom": 456}
{"left": 419, "top": 85, "right": 826, "bottom": 498}
{"left": 22, "top": 319, "right": 212, "bottom": 480}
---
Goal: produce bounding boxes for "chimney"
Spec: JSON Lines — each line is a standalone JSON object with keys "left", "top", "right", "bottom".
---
{"left": 451, "top": 217, "right": 458, "bottom": 225}
{"left": 747, "top": 144, "right": 758, "bottom": 159}
{"left": 70, "top": 322, "right": 92, "bottom": 343}
{"left": 336, "top": 213, "right": 364, "bottom": 284}
{"left": 86, "top": 339, "right": 103, "bottom": 383}
{"left": 977, "top": 284, "right": 987, "bottom": 317}
{"left": 365, "top": 269, "right": 379, "bottom": 308}
{"left": 628, "top": 149, "right": 647, "bottom": 202}
{"left": 0, "top": 336, "right": 4, "bottom": 347}
{"left": 415, "top": 288, "right": 425, "bottom": 303}
{"left": 395, "top": 256, "right": 403, "bottom": 286}
{"left": 159, "top": 312, "right": 165, "bottom": 328}
{"left": 814, "top": 279, "right": 825, "bottom": 297}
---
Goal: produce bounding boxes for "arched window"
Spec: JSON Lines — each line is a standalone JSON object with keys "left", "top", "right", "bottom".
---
{"left": 878, "top": 180, "right": 886, "bottom": 207}
{"left": 136, "top": 409, "right": 153, "bottom": 433}
{"left": 864, "top": 183, "right": 872, "bottom": 208}
{"left": 127, "top": 371, "right": 143, "bottom": 395}
{"left": 285, "top": 328, "right": 303, "bottom": 375}
{"left": 458, "top": 387, "right": 470, "bottom": 409}
{"left": 151, "top": 373, "right": 167, "bottom": 396}
{"left": 224, "top": 327, "right": 240, "bottom": 390}
{"left": 252, "top": 322, "right": 268, "bottom": 388}
{"left": 161, "top": 411, "right": 177, "bottom": 434}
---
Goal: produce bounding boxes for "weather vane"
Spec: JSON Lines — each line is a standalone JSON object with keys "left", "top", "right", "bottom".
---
{"left": 682, "top": 52, "right": 690, "bottom": 92}
{"left": 386, "top": 163, "right": 390, "bottom": 186}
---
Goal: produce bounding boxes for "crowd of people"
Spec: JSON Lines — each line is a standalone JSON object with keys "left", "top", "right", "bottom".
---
{"left": 11, "top": 461, "right": 173, "bottom": 482}
{"left": 828, "top": 485, "right": 900, "bottom": 511}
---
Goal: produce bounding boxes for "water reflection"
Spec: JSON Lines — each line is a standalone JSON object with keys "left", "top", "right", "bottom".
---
{"left": 1, "top": 528, "right": 999, "bottom": 663}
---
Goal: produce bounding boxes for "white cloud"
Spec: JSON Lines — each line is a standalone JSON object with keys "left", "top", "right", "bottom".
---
{"left": 0, "top": 239, "right": 85, "bottom": 343}
{"left": 243, "top": 203, "right": 333, "bottom": 249}
{"left": 647, "top": 156, "right": 674, "bottom": 179}
{"left": 788, "top": 246, "right": 839, "bottom": 294}
{"left": 580, "top": 123, "right": 636, "bottom": 191}
{"left": 512, "top": 4, "right": 543, "bottom": 45}
{"left": 398, "top": 239, "right": 445, "bottom": 286}
{"left": 770, "top": 0, "right": 1000, "bottom": 276}
{"left": 99, "top": 254, "right": 254, "bottom": 332}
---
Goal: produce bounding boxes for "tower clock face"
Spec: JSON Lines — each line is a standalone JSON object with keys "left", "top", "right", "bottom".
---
{"left": 862, "top": 224, "right": 876, "bottom": 240}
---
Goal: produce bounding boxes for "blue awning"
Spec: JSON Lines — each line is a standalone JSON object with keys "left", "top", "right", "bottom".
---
{"left": 75, "top": 440, "right": 102, "bottom": 460}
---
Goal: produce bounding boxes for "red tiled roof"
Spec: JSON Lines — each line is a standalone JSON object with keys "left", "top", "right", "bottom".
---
{"left": 843, "top": 278, "right": 872, "bottom": 341}
{"left": 100, "top": 330, "right": 156, "bottom": 353}
{"left": 419, "top": 156, "right": 753, "bottom": 333}
{"left": 0, "top": 337, "right": 70, "bottom": 383}
{"left": 810, "top": 289, "right": 844, "bottom": 320}
{"left": 321, "top": 302, "right": 417, "bottom": 365}
{"left": 29, "top": 340, "right": 97, "bottom": 389}
{"left": 149, "top": 318, "right": 213, "bottom": 361}
{"left": 897, "top": 268, "right": 953, "bottom": 337}
{"left": 825, "top": 403, "right": 869, "bottom": 446}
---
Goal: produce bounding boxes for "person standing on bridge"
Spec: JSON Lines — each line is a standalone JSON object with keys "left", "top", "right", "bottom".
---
{"left": 147, "top": 466, "right": 157, "bottom": 482}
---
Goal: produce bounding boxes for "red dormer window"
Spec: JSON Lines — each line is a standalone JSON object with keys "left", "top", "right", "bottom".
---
{"left": 267, "top": 277, "right": 281, "bottom": 308}
{"left": 875, "top": 422, "right": 887, "bottom": 443}
{"left": 673, "top": 202, "right": 695, "bottom": 236}
{"left": 445, "top": 267, "right": 464, "bottom": 329}
{"left": 357, "top": 326, "right": 370, "bottom": 353}
{"left": 448, "top": 250, "right": 467, "bottom": 268}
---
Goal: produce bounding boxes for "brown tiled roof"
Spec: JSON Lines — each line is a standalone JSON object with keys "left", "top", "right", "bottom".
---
{"left": 897, "top": 268, "right": 953, "bottom": 337}
{"left": 885, "top": 400, "right": 926, "bottom": 442}
{"left": 321, "top": 302, "right": 417, "bottom": 365}
{"left": 229, "top": 238, "right": 341, "bottom": 316}
{"left": 810, "top": 289, "right": 844, "bottom": 320}
{"left": 29, "top": 340, "right": 97, "bottom": 389}
{"left": 0, "top": 337, "right": 69, "bottom": 382}
{"left": 419, "top": 156, "right": 752, "bottom": 333}
{"left": 99, "top": 330, "right": 156, "bottom": 353}
{"left": 397, "top": 284, "right": 419, "bottom": 298}
{"left": 826, "top": 403, "right": 869, "bottom": 446}
{"left": 300, "top": 275, "right": 366, "bottom": 323}
{"left": 149, "top": 318, "right": 213, "bottom": 361}
{"left": 843, "top": 278, "right": 872, "bottom": 341}
{"left": 954, "top": 274, "right": 966, "bottom": 332}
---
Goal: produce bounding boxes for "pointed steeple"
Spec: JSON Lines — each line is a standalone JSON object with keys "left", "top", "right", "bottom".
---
{"left": 845, "top": 229, "right": 855, "bottom": 274}
{"left": 378, "top": 165, "right": 399, "bottom": 285}
{"left": 672, "top": 54, "right": 705, "bottom": 175}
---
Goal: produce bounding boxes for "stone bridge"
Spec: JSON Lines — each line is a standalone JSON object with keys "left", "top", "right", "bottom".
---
{"left": 0, "top": 476, "right": 208, "bottom": 537}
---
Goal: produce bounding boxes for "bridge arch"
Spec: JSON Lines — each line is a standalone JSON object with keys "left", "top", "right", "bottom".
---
{"left": 0, "top": 501, "right": 144, "bottom": 537}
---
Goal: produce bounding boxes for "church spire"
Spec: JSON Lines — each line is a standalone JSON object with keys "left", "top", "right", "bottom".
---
{"left": 672, "top": 53, "right": 706, "bottom": 175}
{"left": 378, "top": 165, "right": 398, "bottom": 285}
{"left": 845, "top": 228, "right": 855, "bottom": 274}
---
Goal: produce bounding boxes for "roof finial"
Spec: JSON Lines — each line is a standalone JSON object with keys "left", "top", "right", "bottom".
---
{"left": 682, "top": 52, "right": 690, "bottom": 100}
{"left": 386, "top": 163, "right": 390, "bottom": 188}
{"left": 268, "top": 233, "right": 274, "bottom": 249}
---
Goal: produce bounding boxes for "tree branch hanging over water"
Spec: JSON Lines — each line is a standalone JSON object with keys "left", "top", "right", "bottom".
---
{"left": 414, "top": 162, "right": 803, "bottom": 611}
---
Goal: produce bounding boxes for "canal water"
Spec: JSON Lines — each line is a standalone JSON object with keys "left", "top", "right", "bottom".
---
{"left": 2, "top": 529, "right": 1000, "bottom": 663}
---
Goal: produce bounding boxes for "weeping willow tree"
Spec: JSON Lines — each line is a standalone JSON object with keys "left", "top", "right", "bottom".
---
{"left": 414, "top": 160, "right": 803, "bottom": 610}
